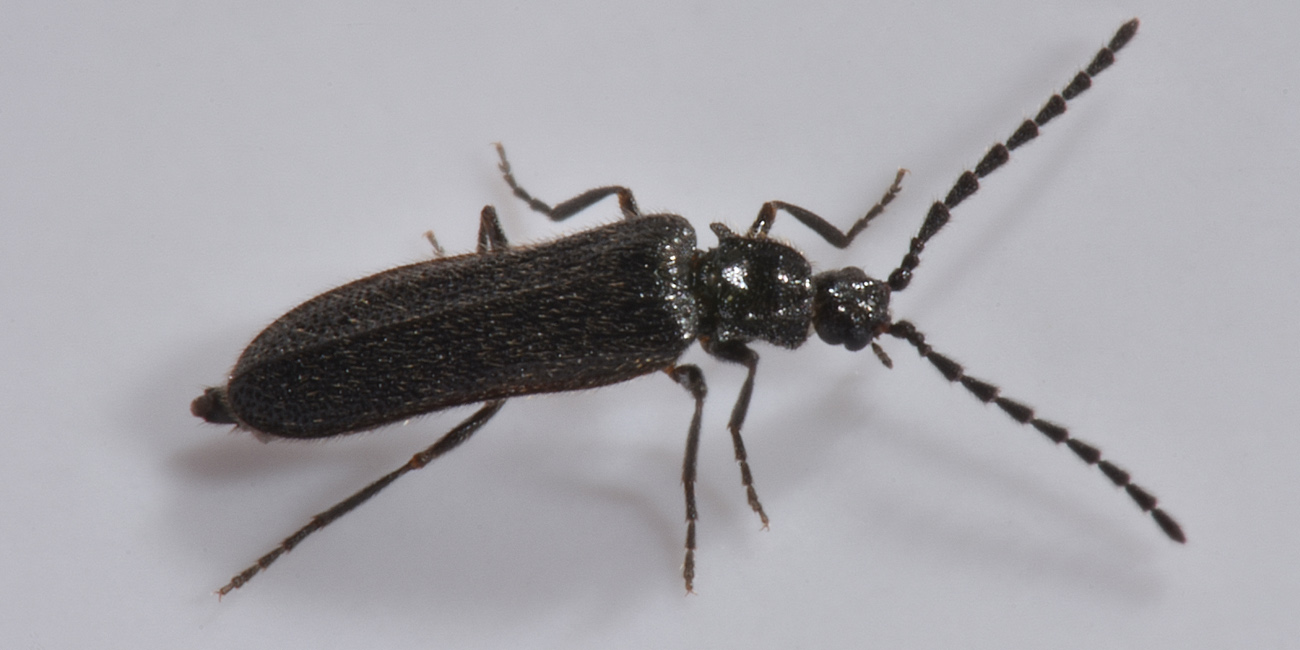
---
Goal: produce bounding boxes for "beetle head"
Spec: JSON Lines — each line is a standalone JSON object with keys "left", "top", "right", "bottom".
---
{"left": 812, "top": 267, "right": 891, "bottom": 351}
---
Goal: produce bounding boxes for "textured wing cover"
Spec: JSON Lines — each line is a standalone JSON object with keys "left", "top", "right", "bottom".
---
{"left": 227, "top": 215, "right": 698, "bottom": 437}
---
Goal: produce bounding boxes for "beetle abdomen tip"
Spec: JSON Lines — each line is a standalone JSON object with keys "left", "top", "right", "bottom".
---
{"left": 192, "top": 387, "right": 237, "bottom": 425}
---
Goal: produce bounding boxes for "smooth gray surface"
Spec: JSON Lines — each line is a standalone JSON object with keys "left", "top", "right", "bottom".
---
{"left": 3, "top": 2, "right": 1296, "bottom": 648}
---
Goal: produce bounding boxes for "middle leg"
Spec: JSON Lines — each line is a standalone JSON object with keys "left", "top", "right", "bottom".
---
{"left": 702, "top": 340, "right": 769, "bottom": 527}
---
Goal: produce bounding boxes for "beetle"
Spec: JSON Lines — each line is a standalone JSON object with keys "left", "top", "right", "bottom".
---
{"left": 195, "top": 18, "right": 1181, "bottom": 597}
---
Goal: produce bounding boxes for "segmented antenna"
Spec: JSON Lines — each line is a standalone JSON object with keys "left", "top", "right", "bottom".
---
{"left": 887, "top": 319, "right": 1184, "bottom": 543}
{"left": 888, "top": 18, "right": 1140, "bottom": 292}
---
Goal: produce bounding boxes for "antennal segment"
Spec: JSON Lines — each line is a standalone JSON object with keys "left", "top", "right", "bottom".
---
{"left": 887, "top": 18, "right": 1140, "bottom": 292}
{"left": 886, "top": 319, "right": 1185, "bottom": 543}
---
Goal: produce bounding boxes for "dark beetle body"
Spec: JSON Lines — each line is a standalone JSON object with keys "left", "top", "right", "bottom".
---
{"left": 200, "top": 20, "right": 1183, "bottom": 597}
{"left": 203, "top": 216, "right": 696, "bottom": 438}
{"left": 195, "top": 213, "right": 825, "bottom": 439}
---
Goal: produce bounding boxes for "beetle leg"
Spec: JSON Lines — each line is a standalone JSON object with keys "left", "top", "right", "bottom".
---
{"left": 476, "top": 205, "right": 510, "bottom": 253}
{"left": 216, "top": 400, "right": 507, "bottom": 597}
{"left": 422, "top": 230, "right": 446, "bottom": 257}
{"left": 748, "top": 168, "right": 905, "bottom": 246}
{"left": 667, "top": 363, "right": 706, "bottom": 593}
{"left": 495, "top": 143, "right": 641, "bottom": 220}
{"left": 702, "top": 340, "right": 769, "bottom": 528}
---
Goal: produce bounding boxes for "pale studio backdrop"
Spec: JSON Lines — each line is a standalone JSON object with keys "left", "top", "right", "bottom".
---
{"left": 2, "top": 2, "right": 1296, "bottom": 648}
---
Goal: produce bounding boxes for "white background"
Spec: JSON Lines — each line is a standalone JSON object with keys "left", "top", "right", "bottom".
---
{"left": 3, "top": 1, "right": 1297, "bottom": 648}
